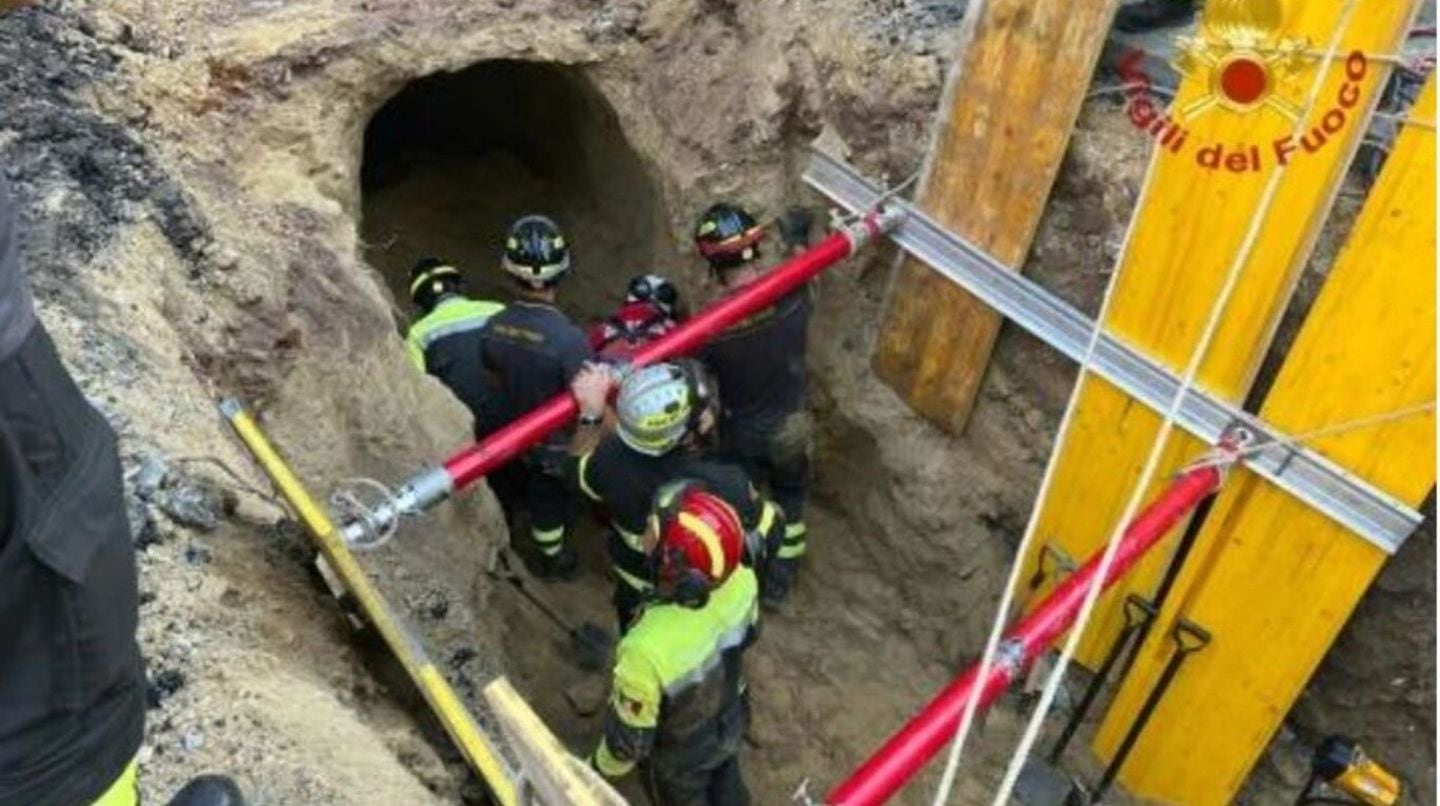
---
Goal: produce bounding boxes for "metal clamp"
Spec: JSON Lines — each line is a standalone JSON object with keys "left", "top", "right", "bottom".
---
{"left": 337, "top": 465, "right": 454, "bottom": 547}
{"left": 995, "top": 637, "right": 1028, "bottom": 678}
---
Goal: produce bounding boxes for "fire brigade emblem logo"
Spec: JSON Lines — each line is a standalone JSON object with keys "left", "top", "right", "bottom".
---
{"left": 1171, "top": 0, "right": 1310, "bottom": 121}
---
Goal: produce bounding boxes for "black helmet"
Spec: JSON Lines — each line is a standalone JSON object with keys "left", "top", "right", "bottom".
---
{"left": 626, "top": 273, "right": 679, "bottom": 316}
{"left": 502, "top": 215, "right": 571, "bottom": 288}
{"left": 694, "top": 203, "right": 764, "bottom": 271}
{"left": 408, "top": 256, "right": 462, "bottom": 312}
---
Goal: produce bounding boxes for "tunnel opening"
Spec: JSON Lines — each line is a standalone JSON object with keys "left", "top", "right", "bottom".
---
{"left": 360, "top": 60, "right": 667, "bottom": 323}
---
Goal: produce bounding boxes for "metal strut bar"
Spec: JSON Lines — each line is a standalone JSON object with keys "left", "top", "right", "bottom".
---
{"left": 802, "top": 149, "right": 1421, "bottom": 554}
{"left": 339, "top": 206, "right": 904, "bottom": 545}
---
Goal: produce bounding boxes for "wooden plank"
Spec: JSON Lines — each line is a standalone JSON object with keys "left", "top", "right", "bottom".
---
{"left": 871, "top": 0, "right": 1120, "bottom": 434}
{"left": 1094, "top": 76, "right": 1436, "bottom": 805}
{"left": 1015, "top": 0, "right": 1419, "bottom": 668}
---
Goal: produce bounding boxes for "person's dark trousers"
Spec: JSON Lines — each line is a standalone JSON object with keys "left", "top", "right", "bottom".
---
{"left": 475, "top": 419, "right": 528, "bottom": 536}
{"left": 645, "top": 754, "right": 748, "bottom": 806}
{"left": 489, "top": 465, "right": 526, "bottom": 522}
{"left": 525, "top": 446, "right": 575, "bottom": 557}
{"left": 763, "top": 443, "right": 808, "bottom": 531}
{"left": 721, "top": 414, "right": 810, "bottom": 544}
{"left": 643, "top": 695, "right": 749, "bottom": 806}
{"left": 486, "top": 459, "right": 529, "bottom": 534}
{"left": 0, "top": 325, "right": 145, "bottom": 806}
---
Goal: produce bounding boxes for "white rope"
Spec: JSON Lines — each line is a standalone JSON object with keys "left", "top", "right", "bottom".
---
{"left": 988, "top": 4, "right": 1360, "bottom": 801}
{"left": 925, "top": 61, "right": 1179, "bottom": 806}
{"left": 835, "top": 171, "right": 922, "bottom": 228}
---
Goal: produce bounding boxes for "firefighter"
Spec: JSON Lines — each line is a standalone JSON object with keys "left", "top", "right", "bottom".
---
{"left": 481, "top": 215, "right": 592, "bottom": 580}
{"left": 588, "top": 273, "right": 684, "bottom": 361}
{"left": 0, "top": 174, "right": 242, "bottom": 806}
{"left": 1115, "top": 0, "right": 1197, "bottom": 33}
{"left": 591, "top": 480, "right": 759, "bottom": 806}
{"left": 402, "top": 257, "right": 522, "bottom": 527}
{"left": 568, "top": 360, "right": 783, "bottom": 632}
{"left": 693, "top": 203, "right": 814, "bottom": 607}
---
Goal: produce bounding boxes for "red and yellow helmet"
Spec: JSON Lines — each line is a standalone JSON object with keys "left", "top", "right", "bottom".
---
{"left": 650, "top": 480, "right": 745, "bottom": 600}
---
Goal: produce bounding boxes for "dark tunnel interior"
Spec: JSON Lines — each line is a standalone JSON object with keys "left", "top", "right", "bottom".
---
{"left": 360, "top": 60, "right": 668, "bottom": 326}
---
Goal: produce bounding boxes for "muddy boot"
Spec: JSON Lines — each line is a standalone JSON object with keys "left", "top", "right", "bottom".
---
{"left": 761, "top": 557, "right": 799, "bottom": 610}
{"left": 1114, "top": 0, "right": 1196, "bottom": 33}
{"left": 166, "top": 775, "right": 245, "bottom": 806}
{"left": 530, "top": 544, "right": 580, "bottom": 582}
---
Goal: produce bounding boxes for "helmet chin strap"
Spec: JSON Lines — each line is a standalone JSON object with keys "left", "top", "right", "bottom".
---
{"left": 644, "top": 581, "right": 709, "bottom": 609}
{"left": 644, "top": 544, "right": 712, "bottom": 609}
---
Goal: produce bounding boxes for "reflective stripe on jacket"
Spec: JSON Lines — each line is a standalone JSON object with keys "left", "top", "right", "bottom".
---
{"left": 593, "top": 567, "right": 759, "bottom": 778}
{"left": 404, "top": 296, "right": 503, "bottom": 425}
{"left": 404, "top": 296, "right": 503, "bottom": 371}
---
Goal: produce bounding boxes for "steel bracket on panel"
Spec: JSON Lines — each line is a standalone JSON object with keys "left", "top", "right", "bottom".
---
{"left": 803, "top": 150, "right": 1422, "bottom": 554}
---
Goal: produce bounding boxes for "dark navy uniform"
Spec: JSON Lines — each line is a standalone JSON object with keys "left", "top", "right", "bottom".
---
{"left": 698, "top": 286, "right": 813, "bottom": 561}
{"left": 0, "top": 174, "right": 145, "bottom": 806}
{"left": 404, "top": 294, "right": 523, "bottom": 523}
{"left": 482, "top": 299, "right": 593, "bottom": 557}
{"left": 575, "top": 436, "right": 780, "bottom": 633}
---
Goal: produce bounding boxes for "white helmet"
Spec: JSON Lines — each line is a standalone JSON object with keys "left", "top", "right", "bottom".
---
{"left": 616, "top": 363, "right": 703, "bottom": 456}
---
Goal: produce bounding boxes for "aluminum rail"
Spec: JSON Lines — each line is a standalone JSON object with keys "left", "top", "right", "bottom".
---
{"left": 825, "top": 459, "right": 1227, "bottom": 805}
{"left": 802, "top": 150, "right": 1421, "bottom": 554}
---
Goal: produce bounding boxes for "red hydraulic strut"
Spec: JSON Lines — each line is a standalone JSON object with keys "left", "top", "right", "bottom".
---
{"left": 340, "top": 208, "right": 903, "bottom": 544}
{"left": 825, "top": 459, "right": 1228, "bottom": 806}
{"left": 441, "top": 209, "right": 901, "bottom": 490}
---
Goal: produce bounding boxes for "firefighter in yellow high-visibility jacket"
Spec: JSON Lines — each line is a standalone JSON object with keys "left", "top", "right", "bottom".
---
{"left": 591, "top": 480, "right": 760, "bottom": 806}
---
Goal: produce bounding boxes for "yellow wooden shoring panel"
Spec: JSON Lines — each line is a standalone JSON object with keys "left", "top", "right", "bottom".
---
{"left": 872, "top": 0, "right": 1121, "bottom": 433}
{"left": 1015, "top": 0, "right": 1419, "bottom": 668}
{"left": 1094, "top": 76, "right": 1436, "bottom": 805}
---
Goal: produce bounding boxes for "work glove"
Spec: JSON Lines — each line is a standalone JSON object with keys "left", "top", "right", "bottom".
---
{"left": 777, "top": 206, "right": 813, "bottom": 253}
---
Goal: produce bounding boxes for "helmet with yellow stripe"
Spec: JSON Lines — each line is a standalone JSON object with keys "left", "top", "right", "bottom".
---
{"left": 649, "top": 480, "right": 745, "bottom": 607}
{"left": 502, "top": 214, "right": 571, "bottom": 288}
{"left": 408, "top": 256, "right": 463, "bottom": 313}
